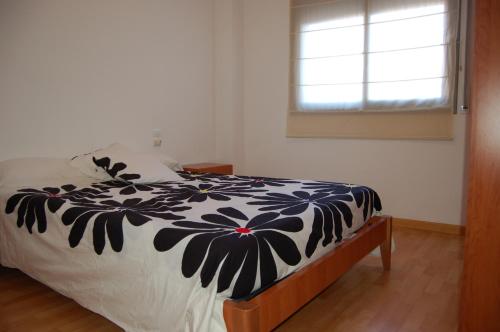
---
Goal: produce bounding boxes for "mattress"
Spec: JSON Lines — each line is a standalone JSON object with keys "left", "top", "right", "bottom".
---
{"left": 0, "top": 171, "right": 381, "bottom": 331}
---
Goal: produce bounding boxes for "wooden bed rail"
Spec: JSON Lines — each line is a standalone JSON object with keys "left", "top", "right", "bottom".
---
{"left": 223, "top": 215, "right": 392, "bottom": 332}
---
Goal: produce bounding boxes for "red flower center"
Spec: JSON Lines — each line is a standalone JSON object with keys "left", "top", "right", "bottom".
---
{"left": 235, "top": 227, "right": 251, "bottom": 234}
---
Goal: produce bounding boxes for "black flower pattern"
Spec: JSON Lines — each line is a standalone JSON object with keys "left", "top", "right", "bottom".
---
{"left": 218, "top": 175, "right": 300, "bottom": 188}
{"left": 5, "top": 185, "right": 110, "bottom": 234}
{"left": 93, "top": 156, "right": 140, "bottom": 182}
{"left": 61, "top": 197, "right": 190, "bottom": 254}
{"left": 92, "top": 180, "right": 161, "bottom": 196}
{"left": 248, "top": 191, "right": 357, "bottom": 257}
{"left": 159, "top": 183, "right": 266, "bottom": 203}
{"left": 301, "top": 181, "right": 352, "bottom": 195}
{"left": 248, "top": 191, "right": 351, "bottom": 215}
{"left": 351, "top": 186, "right": 382, "bottom": 220}
{"left": 154, "top": 207, "right": 303, "bottom": 299}
{"left": 177, "top": 171, "right": 230, "bottom": 183}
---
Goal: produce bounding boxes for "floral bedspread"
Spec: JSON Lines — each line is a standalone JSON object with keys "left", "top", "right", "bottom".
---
{"left": 0, "top": 172, "right": 381, "bottom": 331}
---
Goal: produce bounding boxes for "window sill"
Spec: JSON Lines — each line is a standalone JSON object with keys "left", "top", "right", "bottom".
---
{"left": 286, "top": 108, "right": 453, "bottom": 140}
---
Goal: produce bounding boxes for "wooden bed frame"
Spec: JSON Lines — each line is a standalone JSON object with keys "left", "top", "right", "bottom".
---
{"left": 223, "top": 215, "right": 392, "bottom": 332}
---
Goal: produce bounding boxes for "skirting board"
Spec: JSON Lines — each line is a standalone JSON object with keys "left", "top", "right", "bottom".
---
{"left": 393, "top": 218, "right": 465, "bottom": 236}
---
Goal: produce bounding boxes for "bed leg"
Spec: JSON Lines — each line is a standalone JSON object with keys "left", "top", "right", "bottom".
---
{"left": 380, "top": 216, "right": 392, "bottom": 271}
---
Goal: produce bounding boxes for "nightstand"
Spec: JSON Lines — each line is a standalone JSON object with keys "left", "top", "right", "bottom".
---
{"left": 182, "top": 163, "right": 233, "bottom": 175}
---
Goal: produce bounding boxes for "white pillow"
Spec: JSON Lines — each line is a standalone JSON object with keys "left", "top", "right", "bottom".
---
{"left": 0, "top": 158, "right": 86, "bottom": 186}
{"left": 71, "top": 143, "right": 182, "bottom": 183}
{"left": 70, "top": 144, "right": 183, "bottom": 179}
{"left": 70, "top": 152, "right": 114, "bottom": 181}
{"left": 145, "top": 151, "right": 183, "bottom": 172}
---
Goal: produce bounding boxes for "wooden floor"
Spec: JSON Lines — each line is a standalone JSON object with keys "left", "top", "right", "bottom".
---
{"left": 0, "top": 227, "right": 463, "bottom": 332}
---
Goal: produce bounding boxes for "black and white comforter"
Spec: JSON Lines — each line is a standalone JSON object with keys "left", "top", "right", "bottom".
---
{"left": 0, "top": 172, "right": 381, "bottom": 331}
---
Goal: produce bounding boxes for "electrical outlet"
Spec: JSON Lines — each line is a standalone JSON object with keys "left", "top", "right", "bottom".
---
{"left": 152, "top": 129, "right": 162, "bottom": 147}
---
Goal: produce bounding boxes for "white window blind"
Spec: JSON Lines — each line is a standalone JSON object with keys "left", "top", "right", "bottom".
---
{"left": 290, "top": 0, "right": 460, "bottom": 112}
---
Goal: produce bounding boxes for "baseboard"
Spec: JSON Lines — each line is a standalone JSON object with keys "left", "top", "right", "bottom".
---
{"left": 393, "top": 218, "right": 465, "bottom": 236}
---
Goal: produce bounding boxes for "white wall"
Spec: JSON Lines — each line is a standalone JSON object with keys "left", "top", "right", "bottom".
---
{"left": 0, "top": 0, "right": 215, "bottom": 163}
{"left": 213, "top": 0, "right": 245, "bottom": 171}
{"left": 215, "top": 0, "right": 467, "bottom": 225}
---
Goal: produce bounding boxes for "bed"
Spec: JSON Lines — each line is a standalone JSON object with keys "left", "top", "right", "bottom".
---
{"left": 0, "top": 153, "right": 391, "bottom": 332}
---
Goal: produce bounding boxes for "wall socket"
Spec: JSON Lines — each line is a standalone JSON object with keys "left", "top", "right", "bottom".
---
{"left": 152, "top": 129, "right": 162, "bottom": 147}
{"left": 153, "top": 138, "right": 162, "bottom": 147}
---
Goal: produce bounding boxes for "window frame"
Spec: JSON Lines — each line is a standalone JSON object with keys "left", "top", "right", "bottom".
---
{"left": 287, "top": 0, "right": 465, "bottom": 140}
{"left": 289, "top": 0, "right": 458, "bottom": 114}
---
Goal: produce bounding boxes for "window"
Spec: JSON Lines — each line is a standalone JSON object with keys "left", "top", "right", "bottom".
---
{"left": 290, "top": 0, "right": 459, "bottom": 113}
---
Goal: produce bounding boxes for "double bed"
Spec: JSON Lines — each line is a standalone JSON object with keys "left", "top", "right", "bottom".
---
{"left": 0, "top": 157, "right": 391, "bottom": 331}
